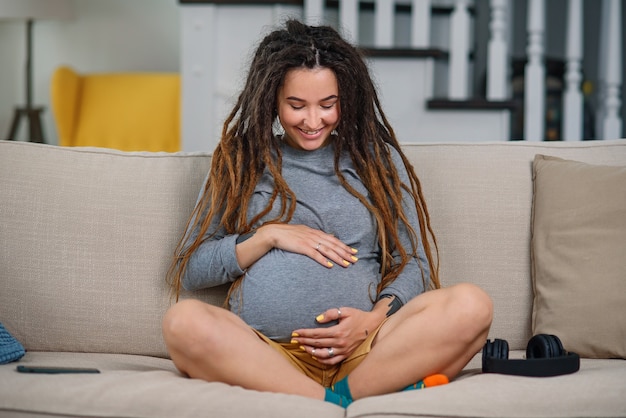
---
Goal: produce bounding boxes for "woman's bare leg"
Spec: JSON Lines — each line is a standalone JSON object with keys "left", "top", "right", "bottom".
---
{"left": 162, "top": 299, "right": 325, "bottom": 399}
{"left": 347, "top": 283, "right": 493, "bottom": 399}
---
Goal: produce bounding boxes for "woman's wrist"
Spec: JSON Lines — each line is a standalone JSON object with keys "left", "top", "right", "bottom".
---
{"left": 235, "top": 225, "right": 274, "bottom": 269}
{"left": 369, "top": 298, "right": 393, "bottom": 327}
{"left": 377, "top": 294, "right": 403, "bottom": 317}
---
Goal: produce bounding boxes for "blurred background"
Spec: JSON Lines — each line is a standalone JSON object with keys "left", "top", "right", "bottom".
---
{"left": 0, "top": 0, "right": 624, "bottom": 151}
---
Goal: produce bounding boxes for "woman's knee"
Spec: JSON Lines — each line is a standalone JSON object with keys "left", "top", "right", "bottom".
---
{"left": 162, "top": 299, "right": 222, "bottom": 353}
{"left": 163, "top": 299, "right": 200, "bottom": 335}
{"left": 448, "top": 283, "right": 493, "bottom": 338}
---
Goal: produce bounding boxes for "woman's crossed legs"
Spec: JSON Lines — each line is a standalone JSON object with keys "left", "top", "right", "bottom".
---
{"left": 162, "top": 283, "right": 492, "bottom": 402}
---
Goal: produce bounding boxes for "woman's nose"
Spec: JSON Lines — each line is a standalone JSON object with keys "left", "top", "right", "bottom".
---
{"left": 304, "top": 107, "right": 321, "bottom": 128}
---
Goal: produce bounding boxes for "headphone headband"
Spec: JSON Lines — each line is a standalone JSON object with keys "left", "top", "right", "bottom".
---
{"left": 483, "top": 352, "right": 580, "bottom": 377}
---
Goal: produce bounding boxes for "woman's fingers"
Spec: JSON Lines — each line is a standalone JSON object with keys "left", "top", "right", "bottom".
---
{"left": 313, "top": 236, "right": 358, "bottom": 268}
{"left": 269, "top": 224, "right": 359, "bottom": 268}
{"left": 305, "top": 346, "right": 345, "bottom": 364}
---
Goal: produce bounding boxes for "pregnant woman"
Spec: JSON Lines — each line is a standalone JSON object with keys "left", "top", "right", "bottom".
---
{"left": 162, "top": 19, "right": 492, "bottom": 408}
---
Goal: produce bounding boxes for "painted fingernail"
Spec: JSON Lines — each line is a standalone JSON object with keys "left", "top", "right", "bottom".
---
{"left": 299, "top": 346, "right": 306, "bottom": 351}
{"left": 316, "top": 314, "right": 324, "bottom": 322}
{"left": 350, "top": 256, "right": 359, "bottom": 262}
{"left": 342, "top": 259, "right": 350, "bottom": 266}
{"left": 327, "top": 261, "right": 334, "bottom": 268}
{"left": 290, "top": 339, "right": 298, "bottom": 344}
{"left": 291, "top": 332, "right": 299, "bottom": 337}
{"left": 351, "top": 248, "right": 358, "bottom": 253}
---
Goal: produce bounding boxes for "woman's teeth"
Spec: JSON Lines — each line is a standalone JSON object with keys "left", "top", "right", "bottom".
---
{"left": 301, "top": 128, "right": 321, "bottom": 135}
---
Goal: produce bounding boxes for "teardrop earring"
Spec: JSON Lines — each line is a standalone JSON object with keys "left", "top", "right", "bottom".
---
{"left": 272, "top": 118, "right": 285, "bottom": 137}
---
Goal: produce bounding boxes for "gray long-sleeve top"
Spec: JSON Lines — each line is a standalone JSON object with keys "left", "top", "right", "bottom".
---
{"left": 182, "top": 141, "right": 429, "bottom": 341}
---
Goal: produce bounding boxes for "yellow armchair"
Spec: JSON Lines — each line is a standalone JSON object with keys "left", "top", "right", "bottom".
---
{"left": 51, "top": 66, "right": 180, "bottom": 152}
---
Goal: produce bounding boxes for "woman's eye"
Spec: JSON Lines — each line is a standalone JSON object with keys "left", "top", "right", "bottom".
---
{"left": 288, "top": 102, "right": 335, "bottom": 110}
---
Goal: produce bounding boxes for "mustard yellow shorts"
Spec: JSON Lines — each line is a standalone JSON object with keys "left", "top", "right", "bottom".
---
{"left": 253, "top": 318, "right": 389, "bottom": 388}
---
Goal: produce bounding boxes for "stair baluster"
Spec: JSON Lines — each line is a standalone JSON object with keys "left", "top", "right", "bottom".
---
{"left": 374, "top": 0, "right": 394, "bottom": 48}
{"left": 598, "top": 0, "right": 623, "bottom": 140}
{"left": 339, "top": 0, "right": 359, "bottom": 43}
{"left": 524, "top": 0, "right": 545, "bottom": 141}
{"left": 304, "top": 0, "right": 323, "bottom": 25}
{"left": 448, "top": 0, "right": 471, "bottom": 99}
{"left": 411, "top": 0, "right": 431, "bottom": 49}
{"left": 487, "top": 0, "right": 509, "bottom": 101}
{"left": 562, "top": 0, "right": 583, "bottom": 141}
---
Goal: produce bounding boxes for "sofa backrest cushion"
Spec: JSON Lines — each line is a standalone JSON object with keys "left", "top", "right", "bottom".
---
{"left": 0, "top": 141, "right": 217, "bottom": 357}
{"left": 401, "top": 140, "right": 626, "bottom": 350}
{"left": 1, "top": 139, "right": 625, "bottom": 356}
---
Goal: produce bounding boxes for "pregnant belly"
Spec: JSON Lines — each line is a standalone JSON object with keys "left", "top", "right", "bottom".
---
{"left": 231, "top": 249, "right": 379, "bottom": 341}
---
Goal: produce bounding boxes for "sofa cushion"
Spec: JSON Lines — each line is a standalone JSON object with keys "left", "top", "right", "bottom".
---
{"left": 1, "top": 351, "right": 625, "bottom": 418}
{"left": 346, "top": 355, "right": 626, "bottom": 418}
{"left": 0, "top": 351, "right": 344, "bottom": 418}
{"left": 0, "top": 141, "right": 223, "bottom": 358}
{"left": 2, "top": 140, "right": 626, "bottom": 358}
{"left": 531, "top": 155, "right": 626, "bottom": 359}
{"left": 402, "top": 140, "right": 626, "bottom": 350}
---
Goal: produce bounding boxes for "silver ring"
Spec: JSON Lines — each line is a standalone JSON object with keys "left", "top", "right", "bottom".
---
{"left": 311, "top": 348, "right": 316, "bottom": 356}
{"left": 328, "top": 347, "right": 335, "bottom": 358}
{"left": 337, "top": 308, "right": 342, "bottom": 318}
{"left": 316, "top": 243, "right": 321, "bottom": 250}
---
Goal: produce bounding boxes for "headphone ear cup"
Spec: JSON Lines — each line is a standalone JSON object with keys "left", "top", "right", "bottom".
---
{"left": 482, "top": 338, "right": 509, "bottom": 373}
{"left": 527, "top": 334, "right": 566, "bottom": 359}
{"left": 494, "top": 338, "right": 509, "bottom": 359}
{"left": 483, "top": 338, "right": 509, "bottom": 359}
{"left": 549, "top": 334, "right": 566, "bottom": 356}
{"left": 482, "top": 340, "right": 493, "bottom": 365}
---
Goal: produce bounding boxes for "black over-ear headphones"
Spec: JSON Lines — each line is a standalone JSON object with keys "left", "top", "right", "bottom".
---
{"left": 482, "top": 334, "right": 580, "bottom": 377}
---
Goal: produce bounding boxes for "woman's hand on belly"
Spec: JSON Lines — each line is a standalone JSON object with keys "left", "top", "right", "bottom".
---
{"left": 245, "top": 223, "right": 359, "bottom": 270}
{"left": 290, "top": 305, "right": 387, "bottom": 365}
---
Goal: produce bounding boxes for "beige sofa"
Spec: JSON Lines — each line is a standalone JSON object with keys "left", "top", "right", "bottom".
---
{"left": 1, "top": 139, "right": 625, "bottom": 418}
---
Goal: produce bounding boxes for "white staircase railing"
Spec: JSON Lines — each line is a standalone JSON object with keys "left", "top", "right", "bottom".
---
{"left": 301, "top": 0, "right": 624, "bottom": 140}
{"left": 179, "top": 0, "right": 623, "bottom": 146}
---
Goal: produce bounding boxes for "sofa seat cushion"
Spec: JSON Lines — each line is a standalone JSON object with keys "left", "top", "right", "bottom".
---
{"left": 0, "top": 352, "right": 344, "bottom": 418}
{"left": 1, "top": 352, "right": 624, "bottom": 418}
{"left": 347, "top": 352, "right": 626, "bottom": 418}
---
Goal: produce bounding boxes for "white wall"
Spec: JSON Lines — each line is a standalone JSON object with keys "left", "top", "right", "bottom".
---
{"left": 0, "top": 0, "right": 180, "bottom": 145}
